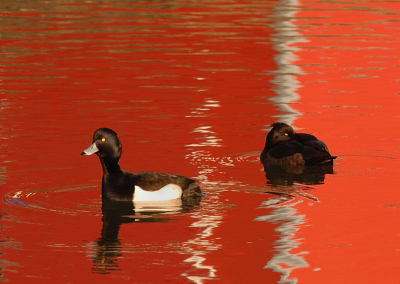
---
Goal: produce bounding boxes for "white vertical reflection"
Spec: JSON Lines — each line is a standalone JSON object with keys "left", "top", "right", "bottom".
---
{"left": 185, "top": 99, "right": 222, "bottom": 149}
{"left": 181, "top": 214, "right": 222, "bottom": 283}
{"left": 185, "top": 98, "right": 224, "bottom": 185}
{"left": 183, "top": 98, "right": 223, "bottom": 282}
{"left": 269, "top": 0, "right": 306, "bottom": 126}
{"left": 254, "top": 196, "right": 309, "bottom": 284}
{"left": 259, "top": 3, "right": 310, "bottom": 280}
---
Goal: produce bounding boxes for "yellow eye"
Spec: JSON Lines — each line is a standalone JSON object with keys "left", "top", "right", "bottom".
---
{"left": 101, "top": 138, "right": 106, "bottom": 142}
{"left": 284, "top": 133, "right": 288, "bottom": 136}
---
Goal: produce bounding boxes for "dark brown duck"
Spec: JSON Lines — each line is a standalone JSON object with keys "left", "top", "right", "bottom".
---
{"left": 260, "top": 122, "right": 337, "bottom": 166}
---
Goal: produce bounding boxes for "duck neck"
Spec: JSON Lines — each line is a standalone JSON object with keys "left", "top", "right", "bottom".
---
{"left": 99, "top": 156, "right": 122, "bottom": 174}
{"left": 263, "top": 137, "right": 270, "bottom": 152}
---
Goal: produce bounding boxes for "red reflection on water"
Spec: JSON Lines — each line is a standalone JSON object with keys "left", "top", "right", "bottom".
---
{"left": 287, "top": 1, "right": 400, "bottom": 283}
{"left": 0, "top": 0, "right": 283, "bottom": 283}
{"left": 3, "top": 0, "right": 398, "bottom": 282}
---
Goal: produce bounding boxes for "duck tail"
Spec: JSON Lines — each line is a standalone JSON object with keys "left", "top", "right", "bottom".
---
{"left": 182, "top": 182, "right": 202, "bottom": 198}
{"left": 306, "top": 155, "right": 337, "bottom": 166}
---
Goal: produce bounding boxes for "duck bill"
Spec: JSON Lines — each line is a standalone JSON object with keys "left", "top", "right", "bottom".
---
{"left": 81, "top": 142, "right": 99, "bottom": 156}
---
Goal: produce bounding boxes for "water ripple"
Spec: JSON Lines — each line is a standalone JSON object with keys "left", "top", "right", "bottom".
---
{"left": 3, "top": 185, "right": 100, "bottom": 215}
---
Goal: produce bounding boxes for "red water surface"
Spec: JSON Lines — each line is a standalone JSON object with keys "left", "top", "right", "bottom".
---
{"left": 1, "top": 0, "right": 400, "bottom": 283}
{"left": 286, "top": 1, "right": 400, "bottom": 283}
{"left": 0, "top": 0, "right": 282, "bottom": 283}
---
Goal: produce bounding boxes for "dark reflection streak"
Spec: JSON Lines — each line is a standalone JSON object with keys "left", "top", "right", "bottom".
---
{"left": 263, "top": 163, "right": 335, "bottom": 202}
{"left": 91, "top": 200, "right": 131, "bottom": 274}
{"left": 264, "top": 163, "right": 334, "bottom": 186}
{"left": 91, "top": 200, "right": 170, "bottom": 274}
{"left": 91, "top": 197, "right": 201, "bottom": 274}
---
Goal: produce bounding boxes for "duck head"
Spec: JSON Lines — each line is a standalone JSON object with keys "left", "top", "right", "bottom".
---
{"left": 81, "top": 128, "right": 122, "bottom": 159}
{"left": 266, "top": 122, "right": 295, "bottom": 147}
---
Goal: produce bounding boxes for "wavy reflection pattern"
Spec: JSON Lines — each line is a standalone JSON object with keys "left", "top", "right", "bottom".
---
{"left": 255, "top": 197, "right": 309, "bottom": 284}
{"left": 255, "top": 2, "right": 311, "bottom": 283}
{"left": 181, "top": 214, "right": 222, "bottom": 283}
{"left": 269, "top": 0, "right": 305, "bottom": 126}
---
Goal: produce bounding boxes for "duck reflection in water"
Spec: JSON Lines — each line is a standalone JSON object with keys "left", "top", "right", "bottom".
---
{"left": 260, "top": 122, "right": 336, "bottom": 189}
{"left": 81, "top": 128, "right": 202, "bottom": 273}
{"left": 91, "top": 196, "right": 201, "bottom": 274}
{"left": 264, "top": 163, "right": 334, "bottom": 186}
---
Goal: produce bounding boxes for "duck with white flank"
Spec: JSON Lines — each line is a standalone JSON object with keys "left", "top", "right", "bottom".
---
{"left": 81, "top": 128, "right": 202, "bottom": 202}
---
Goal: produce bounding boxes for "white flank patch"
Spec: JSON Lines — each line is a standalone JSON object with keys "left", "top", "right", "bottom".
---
{"left": 133, "top": 184, "right": 182, "bottom": 202}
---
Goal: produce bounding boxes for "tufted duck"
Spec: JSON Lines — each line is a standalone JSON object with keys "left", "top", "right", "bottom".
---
{"left": 260, "top": 122, "right": 336, "bottom": 166}
{"left": 81, "top": 128, "right": 202, "bottom": 201}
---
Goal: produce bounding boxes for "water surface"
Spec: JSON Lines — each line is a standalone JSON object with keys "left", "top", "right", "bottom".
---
{"left": 1, "top": 0, "right": 400, "bottom": 283}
